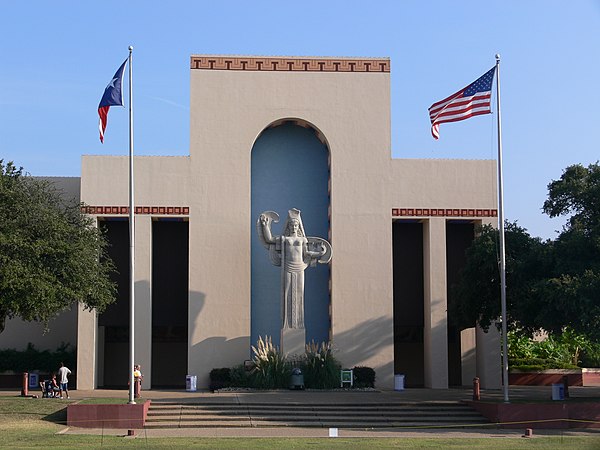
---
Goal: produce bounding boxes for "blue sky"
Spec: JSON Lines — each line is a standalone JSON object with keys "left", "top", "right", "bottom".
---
{"left": 1, "top": 1, "right": 599, "bottom": 240}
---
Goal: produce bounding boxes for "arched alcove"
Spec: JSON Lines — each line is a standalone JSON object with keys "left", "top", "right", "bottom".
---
{"left": 250, "top": 120, "right": 330, "bottom": 349}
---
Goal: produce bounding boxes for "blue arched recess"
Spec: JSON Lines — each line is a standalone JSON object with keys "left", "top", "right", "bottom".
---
{"left": 251, "top": 122, "right": 330, "bottom": 349}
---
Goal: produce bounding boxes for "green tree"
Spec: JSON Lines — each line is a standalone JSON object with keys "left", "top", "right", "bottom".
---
{"left": 449, "top": 221, "right": 549, "bottom": 333}
{"left": 452, "top": 163, "right": 600, "bottom": 341}
{"left": 543, "top": 162, "right": 600, "bottom": 238}
{"left": 540, "top": 162, "right": 600, "bottom": 340}
{"left": 0, "top": 160, "right": 117, "bottom": 332}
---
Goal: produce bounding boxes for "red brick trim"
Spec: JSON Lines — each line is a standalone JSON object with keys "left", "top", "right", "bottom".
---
{"left": 81, "top": 206, "right": 189, "bottom": 215}
{"left": 191, "top": 56, "right": 390, "bottom": 73}
{"left": 392, "top": 208, "right": 497, "bottom": 218}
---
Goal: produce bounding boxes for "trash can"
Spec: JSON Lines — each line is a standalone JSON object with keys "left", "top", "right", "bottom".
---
{"left": 186, "top": 375, "right": 197, "bottom": 392}
{"left": 28, "top": 373, "right": 39, "bottom": 389}
{"left": 394, "top": 374, "right": 405, "bottom": 391}
{"left": 289, "top": 368, "right": 304, "bottom": 390}
{"left": 551, "top": 383, "right": 564, "bottom": 400}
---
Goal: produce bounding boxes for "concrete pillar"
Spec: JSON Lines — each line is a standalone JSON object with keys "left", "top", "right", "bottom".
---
{"left": 76, "top": 304, "right": 97, "bottom": 389}
{"left": 476, "top": 324, "right": 502, "bottom": 389}
{"left": 461, "top": 327, "right": 477, "bottom": 386}
{"left": 96, "top": 326, "right": 104, "bottom": 387}
{"left": 423, "top": 218, "right": 448, "bottom": 388}
{"left": 474, "top": 218, "right": 502, "bottom": 390}
{"left": 134, "top": 215, "right": 153, "bottom": 389}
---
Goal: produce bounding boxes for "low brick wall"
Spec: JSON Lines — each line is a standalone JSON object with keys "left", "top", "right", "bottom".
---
{"left": 469, "top": 400, "right": 600, "bottom": 429}
{"left": 67, "top": 400, "right": 151, "bottom": 429}
{"left": 582, "top": 369, "right": 600, "bottom": 386}
{"left": 509, "top": 370, "right": 582, "bottom": 386}
{"left": 509, "top": 368, "right": 600, "bottom": 387}
{"left": 0, "top": 371, "right": 77, "bottom": 390}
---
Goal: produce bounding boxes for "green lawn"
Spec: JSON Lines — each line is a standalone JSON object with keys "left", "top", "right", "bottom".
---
{"left": 1, "top": 396, "right": 600, "bottom": 449}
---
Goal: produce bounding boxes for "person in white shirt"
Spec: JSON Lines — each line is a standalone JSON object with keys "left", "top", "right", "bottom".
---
{"left": 57, "top": 362, "right": 72, "bottom": 399}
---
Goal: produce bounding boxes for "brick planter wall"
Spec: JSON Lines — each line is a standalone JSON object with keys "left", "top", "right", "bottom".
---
{"left": 0, "top": 371, "right": 77, "bottom": 390}
{"left": 67, "top": 400, "right": 151, "bottom": 429}
{"left": 509, "top": 370, "right": 582, "bottom": 386}
{"left": 468, "top": 400, "right": 600, "bottom": 429}
{"left": 509, "top": 368, "right": 600, "bottom": 386}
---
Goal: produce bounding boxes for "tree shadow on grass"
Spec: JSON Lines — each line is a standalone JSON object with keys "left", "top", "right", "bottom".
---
{"left": 42, "top": 406, "right": 67, "bottom": 426}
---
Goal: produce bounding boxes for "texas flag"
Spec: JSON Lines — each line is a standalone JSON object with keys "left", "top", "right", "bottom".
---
{"left": 98, "top": 59, "right": 127, "bottom": 143}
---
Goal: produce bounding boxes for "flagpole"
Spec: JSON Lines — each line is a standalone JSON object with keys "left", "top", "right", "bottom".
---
{"left": 495, "top": 54, "right": 509, "bottom": 403}
{"left": 127, "top": 45, "right": 136, "bottom": 405}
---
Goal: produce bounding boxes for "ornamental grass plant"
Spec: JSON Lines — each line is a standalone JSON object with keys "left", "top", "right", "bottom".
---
{"left": 251, "top": 336, "right": 290, "bottom": 389}
{"left": 302, "top": 340, "right": 340, "bottom": 389}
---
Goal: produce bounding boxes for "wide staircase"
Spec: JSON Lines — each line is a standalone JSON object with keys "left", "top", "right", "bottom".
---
{"left": 145, "top": 401, "right": 490, "bottom": 429}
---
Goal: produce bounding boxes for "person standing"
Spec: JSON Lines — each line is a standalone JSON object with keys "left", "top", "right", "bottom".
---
{"left": 133, "top": 364, "right": 143, "bottom": 398}
{"left": 57, "top": 362, "right": 71, "bottom": 399}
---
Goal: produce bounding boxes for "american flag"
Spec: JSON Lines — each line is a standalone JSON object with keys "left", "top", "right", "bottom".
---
{"left": 428, "top": 66, "right": 496, "bottom": 140}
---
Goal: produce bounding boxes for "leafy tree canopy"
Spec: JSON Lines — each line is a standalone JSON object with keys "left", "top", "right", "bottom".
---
{"left": 450, "top": 221, "right": 549, "bottom": 333}
{"left": 540, "top": 162, "right": 600, "bottom": 339}
{"left": 0, "top": 160, "right": 116, "bottom": 332}
{"left": 452, "top": 162, "right": 600, "bottom": 341}
{"left": 543, "top": 162, "right": 600, "bottom": 238}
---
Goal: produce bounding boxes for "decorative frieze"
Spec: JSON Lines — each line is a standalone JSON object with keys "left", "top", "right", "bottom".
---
{"left": 392, "top": 208, "right": 497, "bottom": 218}
{"left": 81, "top": 206, "right": 189, "bottom": 215}
{"left": 191, "top": 56, "right": 390, "bottom": 73}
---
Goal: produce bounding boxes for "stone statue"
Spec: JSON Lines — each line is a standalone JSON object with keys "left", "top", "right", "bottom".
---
{"left": 257, "top": 208, "right": 332, "bottom": 353}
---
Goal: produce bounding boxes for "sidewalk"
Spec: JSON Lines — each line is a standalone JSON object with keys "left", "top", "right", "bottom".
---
{"left": 58, "top": 425, "right": 600, "bottom": 439}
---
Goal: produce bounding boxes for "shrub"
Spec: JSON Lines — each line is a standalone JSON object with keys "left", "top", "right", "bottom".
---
{"left": 209, "top": 368, "right": 231, "bottom": 391}
{"left": 251, "top": 336, "right": 290, "bottom": 389}
{"left": 580, "top": 342, "right": 600, "bottom": 368}
{"left": 352, "top": 366, "right": 376, "bottom": 388}
{"left": 510, "top": 358, "right": 579, "bottom": 370}
{"left": 229, "top": 364, "right": 253, "bottom": 388}
{"left": 0, "top": 342, "right": 76, "bottom": 373}
{"left": 302, "top": 341, "right": 340, "bottom": 389}
{"left": 508, "top": 329, "right": 597, "bottom": 369}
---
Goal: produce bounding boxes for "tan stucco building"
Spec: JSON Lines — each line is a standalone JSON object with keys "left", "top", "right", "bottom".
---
{"left": 0, "top": 55, "right": 501, "bottom": 390}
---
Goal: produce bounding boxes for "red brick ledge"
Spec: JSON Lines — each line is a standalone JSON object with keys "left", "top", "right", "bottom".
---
{"left": 392, "top": 208, "right": 497, "bottom": 218}
{"left": 468, "top": 400, "right": 600, "bottom": 429}
{"left": 509, "top": 369, "right": 600, "bottom": 387}
{"left": 67, "top": 400, "right": 151, "bottom": 429}
{"left": 81, "top": 206, "right": 189, "bottom": 215}
{"left": 191, "top": 56, "right": 390, "bottom": 72}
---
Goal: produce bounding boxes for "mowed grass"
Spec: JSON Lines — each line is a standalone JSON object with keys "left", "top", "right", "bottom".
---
{"left": 1, "top": 396, "right": 600, "bottom": 449}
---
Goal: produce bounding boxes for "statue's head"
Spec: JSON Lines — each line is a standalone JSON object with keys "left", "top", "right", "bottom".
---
{"left": 287, "top": 219, "right": 301, "bottom": 236}
{"left": 284, "top": 209, "right": 305, "bottom": 237}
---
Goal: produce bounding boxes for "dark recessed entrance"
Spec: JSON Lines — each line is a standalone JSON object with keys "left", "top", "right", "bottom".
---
{"left": 98, "top": 219, "right": 129, "bottom": 388}
{"left": 446, "top": 221, "right": 475, "bottom": 387}
{"left": 152, "top": 220, "right": 189, "bottom": 388}
{"left": 392, "top": 221, "right": 425, "bottom": 387}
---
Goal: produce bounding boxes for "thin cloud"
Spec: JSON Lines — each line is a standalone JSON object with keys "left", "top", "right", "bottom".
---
{"left": 145, "top": 95, "right": 189, "bottom": 110}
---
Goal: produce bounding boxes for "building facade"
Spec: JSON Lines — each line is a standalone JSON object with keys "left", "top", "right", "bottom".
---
{"left": 0, "top": 55, "right": 501, "bottom": 390}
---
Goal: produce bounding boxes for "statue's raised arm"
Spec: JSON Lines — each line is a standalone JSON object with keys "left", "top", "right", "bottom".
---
{"left": 256, "top": 211, "right": 281, "bottom": 266}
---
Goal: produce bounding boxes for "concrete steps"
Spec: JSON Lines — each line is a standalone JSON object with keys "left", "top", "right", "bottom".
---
{"left": 145, "top": 401, "right": 491, "bottom": 429}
